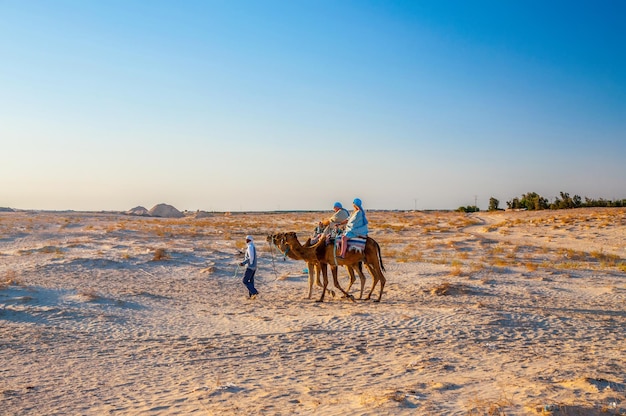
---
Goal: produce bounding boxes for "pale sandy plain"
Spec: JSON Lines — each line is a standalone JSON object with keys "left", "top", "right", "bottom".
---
{"left": 1, "top": 208, "right": 625, "bottom": 415}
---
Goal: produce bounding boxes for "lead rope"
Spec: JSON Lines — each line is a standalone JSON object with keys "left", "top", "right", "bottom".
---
{"left": 266, "top": 237, "right": 289, "bottom": 283}
{"left": 268, "top": 239, "right": 279, "bottom": 280}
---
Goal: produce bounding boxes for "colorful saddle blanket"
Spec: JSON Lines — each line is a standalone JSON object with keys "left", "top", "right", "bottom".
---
{"left": 347, "top": 237, "right": 367, "bottom": 253}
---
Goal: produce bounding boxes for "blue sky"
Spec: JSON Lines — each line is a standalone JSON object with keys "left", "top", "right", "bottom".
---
{"left": 2, "top": 0, "right": 624, "bottom": 211}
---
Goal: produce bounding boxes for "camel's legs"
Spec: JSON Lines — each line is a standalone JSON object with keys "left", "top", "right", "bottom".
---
{"left": 308, "top": 262, "right": 334, "bottom": 299}
{"left": 306, "top": 263, "right": 315, "bottom": 299}
{"left": 343, "top": 264, "right": 366, "bottom": 300}
{"left": 376, "top": 274, "right": 386, "bottom": 302}
{"left": 316, "top": 263, "right": 330, "bottom": 302}
{"left": 330, "top": 266, "right": 355, "bottom": 302}
{"left": 314, "top": 263, "right": 323, "bottom": 287}
{"left": 364, "top": 262, "right": 384, "bottom": 301}
{"left": 344, "top": 267, "right": 356, "bottom": 293}
{"left": 355, "top": 264, "right": 367, "bottom": 300}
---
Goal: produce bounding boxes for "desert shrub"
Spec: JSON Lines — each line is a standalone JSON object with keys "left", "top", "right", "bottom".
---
{"left": 1, "top": 270, "right": 22, "bottom": 288}
{"left": 488, "top": 197, "right": 500, "bottom": 211}
{"left": 450, "top": 261, "right": 463, "bottom": 276}
{"left": 152, "top": 248, "right": 169, "bottom": 261}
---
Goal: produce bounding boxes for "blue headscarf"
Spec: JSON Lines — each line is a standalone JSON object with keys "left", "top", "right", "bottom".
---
{"left": 353, "top": 198, "right": 368, "bottom": 225}
{"left": 333, "top": 202, "right": 342, "bottom": 209}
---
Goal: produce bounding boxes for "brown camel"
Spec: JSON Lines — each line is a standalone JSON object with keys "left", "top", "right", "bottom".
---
{"left": 279, "top": 232, "right": 354, "bottom": 302}
{"left": 268, "top": 232, "right": 366, "bottom": 300}
{"left": 301, "top": 235, "right": 368, "bottom": 298}
{"left": 316, "top": 235, "right": 386, "bottom": 302}
{"left": 282, "top": 232, "right": 387, "bottom": 302}
{"left": 302, "top": 236, "right": 375, "bottom": 298}
{"left": 266, "top": 233, "right": 333, "bottom": 299}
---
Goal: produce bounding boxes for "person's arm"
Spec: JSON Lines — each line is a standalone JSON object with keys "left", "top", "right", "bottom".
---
{"left": 240, "top": 246, "right": 250, "bottom": 266}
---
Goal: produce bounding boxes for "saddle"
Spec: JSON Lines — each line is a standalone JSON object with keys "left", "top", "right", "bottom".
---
{"left": 328, "top": 236, "right": 367, "bottom": 253}
{"left": 345, "top": 237, "right": 367, "bottom": 253}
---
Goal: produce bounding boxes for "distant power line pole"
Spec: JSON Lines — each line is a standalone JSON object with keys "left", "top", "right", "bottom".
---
{"left": 474, "top": 195, "right": 478, "bottom": 207}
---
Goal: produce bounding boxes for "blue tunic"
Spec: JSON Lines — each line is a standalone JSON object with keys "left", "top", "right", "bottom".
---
{"left": 344, "top": 210, "right": 368, "bottom": 238}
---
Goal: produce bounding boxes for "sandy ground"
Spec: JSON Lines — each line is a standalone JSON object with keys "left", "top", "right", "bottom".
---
{"left": 1, "top": 208, "right": 625, "bottom": 415}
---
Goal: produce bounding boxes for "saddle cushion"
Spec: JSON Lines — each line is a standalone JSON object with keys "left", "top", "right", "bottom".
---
{"left": 347, "top": 237, "right": 367, "bottom": 253}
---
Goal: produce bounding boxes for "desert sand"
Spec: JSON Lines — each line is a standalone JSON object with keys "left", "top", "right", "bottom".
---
{"left": 1, "top": 208, "right": 624, "bottom": 415}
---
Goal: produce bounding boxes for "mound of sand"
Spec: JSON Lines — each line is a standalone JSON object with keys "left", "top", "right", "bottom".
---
{"left": 193, "top": 210, "right": 214, "bottom": 218}
{"left": 125, "top": 206, "right": 149, "bottom": 216}
{"left": 147, "top": 203, "right": 184, "bottom": 218}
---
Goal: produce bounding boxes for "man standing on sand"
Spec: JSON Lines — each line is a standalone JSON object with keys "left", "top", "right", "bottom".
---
{"left": 239, "top": 235, "right": 259, "bottom": 299}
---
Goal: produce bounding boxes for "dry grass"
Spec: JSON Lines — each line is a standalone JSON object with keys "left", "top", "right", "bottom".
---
{"left": 449, "top": 260, "right": 463, "bottom": 276}
{"left": 39, "top": 245, "right": 63, "bottom": 255}
{"left": 393, "top": 244, "right": 424, "bottom": 263}
{"left": 78, "top": 290, "right": 101, "bottom": 302}
{"left": 152, "top": 248, "right": 169, "bottom": 261}
{"left": 492, "top": 258, "right": 510, "bottom": 267}
{"left": 1, "top": 269, "right": 22, "bottom": 289}
{"left": 529, "top": 402, "right": 624, "bottom": 416}
{"left": 2, "top": 208, "right": 625, "bottom": 279}
{"left": 200, "top": 265, "right": 216, "bottom": 274}
{"left": 359, "top": 389, "right": 418, "bottom": 408}
{"left": 466, "top": 394, "right": 513, "bottom": 415}
{"left": 470, "top": 262, "right": 487, "bottom": 273}
{"left": 429, "top": 281, "right": 471, "bottom": 296}
{"left": 525, "top": 262, "right": 539, "bottom": 272}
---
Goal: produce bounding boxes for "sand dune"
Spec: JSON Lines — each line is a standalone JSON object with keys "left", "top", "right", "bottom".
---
{"left": 1, "top": 208, "right": 624, "bottom": 415}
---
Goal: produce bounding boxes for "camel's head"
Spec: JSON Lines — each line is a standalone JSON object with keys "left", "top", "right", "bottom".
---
{"left": 266, "top": 233, "right": 280, "bottom": 244}
{"left": 267, "top": 233, "right": 289, "bottom": 251}
{"left": 284, "top": 231, "right": 298, "bottom": 242}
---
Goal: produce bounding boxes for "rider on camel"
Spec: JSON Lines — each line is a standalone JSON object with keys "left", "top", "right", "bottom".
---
{"left": 339, "top": 198, "right": 368, "bottom": 258}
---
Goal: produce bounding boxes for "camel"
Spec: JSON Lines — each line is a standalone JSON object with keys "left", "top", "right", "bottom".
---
{"left": 269, "top": 232, "right": 371, "bottom": 300}
{"left": 317, "top": 235, "right": 386, "bottom": 302}
{"left": 281, "top": 232, "right": 387, "bottom": 302}
{"left": 301, "top": 234, "right": 369, "bottom": 299}
{"left": 302, "top": 236, "right": 367, "bottom": 297}
{"left": 266, "top": 233, "right": 334, "bottom": 299}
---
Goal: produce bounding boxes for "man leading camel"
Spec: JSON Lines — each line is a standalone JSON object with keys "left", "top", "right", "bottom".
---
{"left": 239, "top": 235, "right": 259, "bottom": 299}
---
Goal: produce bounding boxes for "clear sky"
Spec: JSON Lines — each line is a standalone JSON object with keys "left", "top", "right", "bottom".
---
{"left": 2, "top": 0, "right": 624, "bottom": 212}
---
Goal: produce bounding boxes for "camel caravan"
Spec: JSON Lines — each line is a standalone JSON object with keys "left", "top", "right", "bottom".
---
{"left": 266, "top": 199, "right": 387, "bottom": 302}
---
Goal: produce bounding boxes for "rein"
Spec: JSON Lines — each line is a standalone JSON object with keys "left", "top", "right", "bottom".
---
{"left": 267, "top": 237, "right": 290, "bottom": 282}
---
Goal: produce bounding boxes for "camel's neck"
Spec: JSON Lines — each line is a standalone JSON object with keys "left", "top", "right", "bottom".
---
{"left": 287, "top": 237, "right": 317, "bottom": 261}
{"left": 271, "top": 238, "right": 302, "bottom": 261}
{"left": 282, "top": 245, "right": 303, "bottom": 261}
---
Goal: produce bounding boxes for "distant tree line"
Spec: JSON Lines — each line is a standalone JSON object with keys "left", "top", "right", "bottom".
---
{"left": 498, "top": 192, "right": 626, "bottom": 211}
{"left": 456, "top": 192, "right": 625, "bottom": 213}
{"left": 457, "top": 205, "right": 480, "bottom": 213}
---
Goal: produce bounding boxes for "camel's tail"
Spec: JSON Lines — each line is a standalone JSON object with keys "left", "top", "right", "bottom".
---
{"left": 376, "top": 241, "right": 385, "bottom": 272}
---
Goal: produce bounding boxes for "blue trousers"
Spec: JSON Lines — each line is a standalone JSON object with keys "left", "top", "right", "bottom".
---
{"left": 243, "top": 267, "right": 258, "bottom": 297}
